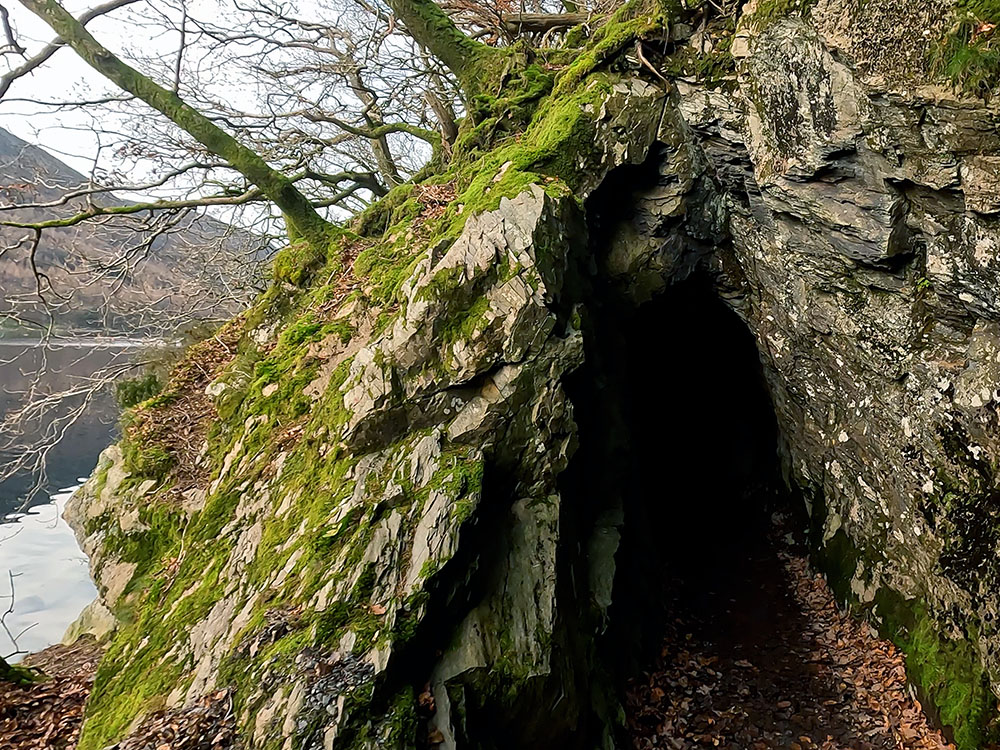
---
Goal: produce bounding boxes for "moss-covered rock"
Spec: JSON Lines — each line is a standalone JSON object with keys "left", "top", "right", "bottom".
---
{"left": 66, "top": 0, "right": 1000, "bottom": 747}
{"left": 64, "top": 9, "right": 685, "bottom": 745}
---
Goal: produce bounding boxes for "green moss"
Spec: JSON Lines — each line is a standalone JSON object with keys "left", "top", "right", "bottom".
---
{"left": 391, "top": 590, "right": 430, "bottom": 645}
{"left": 282, "top": 318, "right": 323, "bottom": 347}
{"left": 74, "top": 5, "right": 679, "bottom": 746}
{"left": 115, "top": 372, "right": 163, "bottom": 409}
{"left": 875, "top": 589, "right": 999, "bottom": 750}
{"left": 817, "top": 526, "right": 1000, "bottom": 750}
{"left": 328, "top": 319, "right": 355, "bottom": 345}
{"left": 354, "top": 239, "right": 426, "bottom": 309}
{"left": 79, "top": 553, "right": 231, "bottom": 748}
{"left": 122, "top": 443, "right": 173, "bottom": 481}
{"left": 382, "top": 687, "right": 420, "bottom": 745}
{"left": 744, "top": 0, "right": 819, "bottom": 31}
{"left": 553, "top": 1, "right": 666, "bottom": 96}
{"left": 273, "top": 238, "right": 330, "bottom": 286}
{"left": 469, "top": 59, "right": 555, "bottom": 125}
{"left": 664, "top": 22, "right": 737, "bottom": 88}
{"left": 352, "top": 183, "right": 417, "bottom": 238}
{"left": 0, "top": 658, "right": 39, "bottom": 684}
{"left": 441, "top": 73, "right": 611, "bottom": 233}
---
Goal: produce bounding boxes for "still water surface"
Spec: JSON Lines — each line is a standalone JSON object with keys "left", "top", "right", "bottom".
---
{"left": 0, "top": 340, "right": 136, "bottom": 658}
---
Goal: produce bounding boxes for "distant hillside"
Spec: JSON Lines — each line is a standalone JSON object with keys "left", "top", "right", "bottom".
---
{"left": 0, "top": 128, "right": 266, "bottom": 336}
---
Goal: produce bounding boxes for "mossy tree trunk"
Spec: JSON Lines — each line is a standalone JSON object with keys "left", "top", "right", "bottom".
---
{"left": 18, "top": 0, "right": 333, "bottom": 247}
{"left": 382, "top": 0, "right": 497, "bottom": 97}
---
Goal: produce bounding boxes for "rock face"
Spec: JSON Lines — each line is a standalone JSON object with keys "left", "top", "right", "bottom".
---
{"left": 681, "top": 9, "right": 1000, "bottom": 746}
{"left": 64, "top": 2, "right": 1000, "bottom": 748}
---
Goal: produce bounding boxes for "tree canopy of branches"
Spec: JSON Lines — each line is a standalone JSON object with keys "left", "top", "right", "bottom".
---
{"left": 0, "top": 0, "right": 616, "bottom": 496}
{"left": 1, "top": 0, "right": 584, "bottom": 258}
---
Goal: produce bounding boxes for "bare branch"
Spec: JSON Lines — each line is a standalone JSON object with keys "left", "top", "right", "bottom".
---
{"left": 0, "top": 0, "right": 143, "bottom": 100}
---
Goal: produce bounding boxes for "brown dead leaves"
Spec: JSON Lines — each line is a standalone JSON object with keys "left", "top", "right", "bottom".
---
{"left": 413, "top": 182, "right": 457, "bottom": 226}
{"left": 127, "top": 321, "right": 242, "bottom": 498}
{"left": 627, "top": 551, "right": 953, "bottom": 750}
{"left": 0, "top": 643, "right": 233, "bottom": 750}
{"left": 0, "top": 637, "right": 101, "bottom": 750}
{"left": 112, "top": 689, "right": 235, "bottom": 750}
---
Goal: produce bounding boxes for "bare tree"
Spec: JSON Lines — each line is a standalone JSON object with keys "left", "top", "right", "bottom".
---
{"left": 0, "top": 0, "right": 601, "bottom": 509}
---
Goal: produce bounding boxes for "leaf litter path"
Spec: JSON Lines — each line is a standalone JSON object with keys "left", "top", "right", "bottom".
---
{"left": 626, "top": 518, "right": 953, "bottom": 750}
{"left": 0, "top": 637, "right": 100, "bottom": 750}
{"left": 0, "top": 632, "right": 235, "bottom": 750}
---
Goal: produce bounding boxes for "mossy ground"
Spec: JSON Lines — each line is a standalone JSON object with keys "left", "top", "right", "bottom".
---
{"left": 0, "top": 659, "right": 38, "bottom": 685}
{"left": 875, "top": 589, "right": 999, "bottom": 750}
{"left": 743, "top": 0, "right": 819, "bottom": 31}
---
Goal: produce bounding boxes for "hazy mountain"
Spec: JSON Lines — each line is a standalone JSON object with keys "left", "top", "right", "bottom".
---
{"left": 0, "top": 127, "right": 265, "bottom": 337}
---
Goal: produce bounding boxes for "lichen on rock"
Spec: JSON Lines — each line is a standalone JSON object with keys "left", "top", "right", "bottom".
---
{"left": 62, "top": 0, "right": 1000, "bottom": 748}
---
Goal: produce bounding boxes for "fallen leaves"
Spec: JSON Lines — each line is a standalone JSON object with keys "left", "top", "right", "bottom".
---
{"left": 0, "top": 640, "right": 235, "bottom": 750}
{"left": 626, "top": 530, "right": 954, "bottom": 750}
{"left": 0, "top": 637, "right": 101, "bottom": 750}
{"left": 413, "top": 182, "right": 457, "bottom": 225}
{"left": 127, "top": 320, "right": 242, "bottom": 501}
{"left": 112, "top": 689, "right": 235, "bottom": 750}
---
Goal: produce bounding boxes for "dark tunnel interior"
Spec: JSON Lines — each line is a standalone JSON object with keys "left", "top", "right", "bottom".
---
{"left": 563, "top": 272, "right": 799, "bottom": 682}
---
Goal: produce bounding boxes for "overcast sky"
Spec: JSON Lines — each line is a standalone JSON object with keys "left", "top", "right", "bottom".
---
{"left": 0, "top": 0, "right": 415, "bottom": 224}
{"left": 0, "top": 1, "right": 138, "bottom": 173}
{"left": 0, "top": 0, "right": 292, "bottom": 216}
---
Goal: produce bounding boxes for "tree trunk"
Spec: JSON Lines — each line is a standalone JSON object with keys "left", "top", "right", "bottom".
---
{"left": 503, "top": 12, "right": 588, "bottom": 35}
{"left": 18, "top": 0, "right": 333, "bottom": 247}
{"left": 425, "top": 89, "right": 459, "bottom": 147}
{"left": 343, "top": 68, "right": 404, "bottom": 188}
{"left": 382, "top": 0, "right": 494, "bottom": 95}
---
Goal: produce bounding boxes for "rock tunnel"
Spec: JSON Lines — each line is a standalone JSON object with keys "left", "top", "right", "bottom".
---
{"left": 529, "top": 136, "right": 815, "bottom": 745}
{"left": 560, "top": 259, "right": 802, "bottom": 706}
{"left": 534, "top": 147, "right": 949, "bottom": 749}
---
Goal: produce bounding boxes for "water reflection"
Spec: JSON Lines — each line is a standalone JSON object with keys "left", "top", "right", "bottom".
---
{"left": 0, "top": 341, "right": 124, "bottom": 516}
{"left": 0, "top": 340, "right": 135, "bottom": 658}
{"left": 0, "top": 485, "right": 98, "bottom": 660}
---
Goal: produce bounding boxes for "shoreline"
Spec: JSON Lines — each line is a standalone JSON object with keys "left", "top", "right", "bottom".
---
{"left": 0, "top": 337, "right": 167, "bottom": 349}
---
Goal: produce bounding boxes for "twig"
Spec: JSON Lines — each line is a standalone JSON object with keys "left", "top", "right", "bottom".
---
{"left": 635, "top": 40, "right": 668, "bottom": 84}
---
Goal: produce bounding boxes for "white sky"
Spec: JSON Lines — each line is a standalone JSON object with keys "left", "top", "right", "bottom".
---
{"left": 0, "top": 1, "right": 142, "bottom": 174}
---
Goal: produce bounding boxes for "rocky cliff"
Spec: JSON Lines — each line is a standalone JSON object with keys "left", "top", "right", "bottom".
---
{"left": 64, "top": 1, "right": 1000, "bottom": 748}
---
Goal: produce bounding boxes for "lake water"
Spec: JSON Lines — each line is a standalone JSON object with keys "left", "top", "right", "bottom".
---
{"left": 0, "top": 486, "right": 97, "bottom": 659}
{"left": 0, "top": 340, "right": 138, "bottom": 659}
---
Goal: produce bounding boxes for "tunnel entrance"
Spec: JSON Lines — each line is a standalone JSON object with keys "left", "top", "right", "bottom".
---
{"left": 554, "top": 208, "right": 952, "bottom": 747}
{"left": 595, "top": 274, "right": 794, "bottom": 665}
{"left": 559, "top": 271, "right": 951, "bottom": 749}
{"left": 561, "top": 269, "right": 799, "bottom": 677}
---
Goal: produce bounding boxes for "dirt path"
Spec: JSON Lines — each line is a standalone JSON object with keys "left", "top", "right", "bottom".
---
{"left": 626, "top": 522, "right": 952, "bottom": 750}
